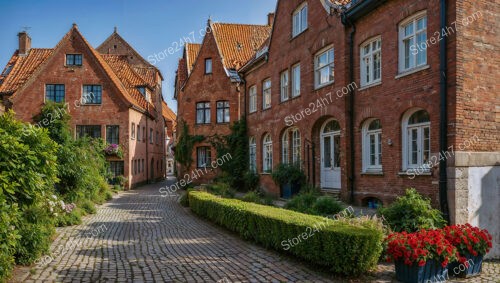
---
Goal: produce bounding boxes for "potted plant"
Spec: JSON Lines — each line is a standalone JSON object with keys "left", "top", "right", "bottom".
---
{"left": 271, "top": 164, "right": 306, "bottom": 199}
{"left": 443, "top": 224, "right": 492, "bottom": 278}
{"left": 386, "top": 229, "right": 458, "bottom": 283}
{"left": 104, "top": 144, "right": 123, "bottom": 159}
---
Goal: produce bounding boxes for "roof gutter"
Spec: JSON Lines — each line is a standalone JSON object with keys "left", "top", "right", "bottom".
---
{"left": 343, "top": 0, "right": 388, "bottom": 22}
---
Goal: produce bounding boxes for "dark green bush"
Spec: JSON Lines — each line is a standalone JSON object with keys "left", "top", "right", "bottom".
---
{"left": 179, "top": 192, "right": 190, "bottom": 207}
{"left": 241, "top": 191, "right": 275, "bottom": 206}
{"left": 243, "top": 171, "right": 260, "bottom": 191}
{"left": 0, "top": 200, "right": 20, "bottom": 281}
{"left": 312, "top": 196, "right": 344, "bottom": 216}
{"left": 205, "top": 183, "right": 235, "bottom": 198}
{"left": 189, "top": 191, "right": 384, "bottom": 275}
{"left": 378, "top": 188, "right": 446, "bottom": 232}
{"left": 284, "top": 192, "right": 318, "bottom": 214}
{"left": 79, "top": 200, "right": 97, "bottom": 215}
{"left": 15, "top": 222, "right": 54, "bottom": 265}
{"left": 271, "top": 163, "right": 306, "bottom": 187}
{"left": 55, "top": 208, "right": 82, "bottom": 227}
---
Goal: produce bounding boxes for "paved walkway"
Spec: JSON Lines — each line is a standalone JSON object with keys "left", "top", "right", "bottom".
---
{"left": 17, "top": 179, "right": 499, "bottom": 282}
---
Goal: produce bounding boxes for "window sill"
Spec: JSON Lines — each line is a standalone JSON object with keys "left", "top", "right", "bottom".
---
{"left": 80, "top": 104, "right": 102, "bottom": 106}
{"left": 248, "top": 110, "right": 257, "bottom": 115}
{"left": 262, "top": 107, "right": 272, "bottom": 112}
{"left": 361, "top": 171, "right": 384, "bottom": 176}
{"left": 260, "top": 172, "right": 272, "bottom": 175}
{"left": 358, "top": 81, "right": 382, "bottom": 91}
{"left": 398, "top": 171, "right": 432, "bottom": 176}
{"left": 291, "top": 28, "right": 308, "bottom": 41}
{"left": 395, "top": 65, "right": 430, "bottom": 79}
{"left": 314, "top": 81, "right": 334, "bottom": 91}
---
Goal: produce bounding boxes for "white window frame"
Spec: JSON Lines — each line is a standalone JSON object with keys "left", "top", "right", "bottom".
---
{"left": 263, "top": 134, "right": 273, "bottom": 172}
{"left": 360, "top": 37, "right": 382, "bottom": 87}
{"left": 197, "top": 146, "right": 212, "bottom": 168}
{"left": 249, "top": 137, "right": 257, "bottom": 173}
{"left": 282, "top": 131, "right": 290, "bottom": 164}
{"left": 263, "top": 79, "right": 272, "bottom": 110}
{"left": 205, "top": 58, "right": 213, "bottom": 74}
{"left": 292, "top": 64, "right": 301, "bottom": 97}
{"left": 399, "top": 11, "right": 427, "bottom": 73}
{"left": 402, "top": 109, "right": 431, "bottom": 170}
{"left": 280, "top": 70, "right": 289, "bottom": 102}
{"left": 292, "top": 3, "right": 308, "bottom": 37}
{"left": 362, "top": 119, "right": 382, "bottom": 172}
{"left": 314, "top": 47, "right": 334, "bottom": 88}
{"left": 291, "top": 128, "right": 301, "bottom": 165}
{"left": 249, "top": 85, "right": 257, "bottom": 113}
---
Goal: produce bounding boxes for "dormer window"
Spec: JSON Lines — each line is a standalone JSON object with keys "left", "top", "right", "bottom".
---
{"left": 66, "top": 54, "right": 82, "bottom": 66}
{"left": 292, "top": 3, "right": 308, "bottom": 37}
{"left": 137, "top": 86, "right": 151, "bottom": 102}
{"left": 205, "top": 58, "right": 212, "bottom": 74}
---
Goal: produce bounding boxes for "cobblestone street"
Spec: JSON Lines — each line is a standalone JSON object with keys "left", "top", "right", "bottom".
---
{"left": 19, "top": 179, "right": 499, "bottom": 283}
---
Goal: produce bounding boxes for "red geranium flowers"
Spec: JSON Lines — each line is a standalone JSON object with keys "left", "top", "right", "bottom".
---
{"left": 443, "top": 224, "right": 492, "bottom": 263}
{"left": 386, "top": 229, "right": 458, "bottom": 267}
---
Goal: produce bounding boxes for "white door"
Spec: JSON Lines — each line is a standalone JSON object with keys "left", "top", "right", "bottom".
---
{"left": 320, "top": 120, "right": 341, "bottom": 189}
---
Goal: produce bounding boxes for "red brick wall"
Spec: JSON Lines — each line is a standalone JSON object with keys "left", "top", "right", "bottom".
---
{"left": 176, "top": 27, "right": 241, "bottom": 184}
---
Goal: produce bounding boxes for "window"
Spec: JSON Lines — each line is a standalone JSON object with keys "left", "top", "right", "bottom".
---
{"left": 292, "top": 64, "right": 301, "bottom": 97}
{"left": 131, "top": 123, "right": 136, "bottom": 140}
{"left": 76, "top": 125, "right": 101, "bottom": 139}
{"left": 282, "top": 128, "right": 301, "bottom": 165}
{"left": 216, "top": 101, "right": 230, "bottom": 123}
{"left": 403, "top": 109, "right": 430, "bottom": 169}
{"left": 315, "top": 47, "right": 334, "bottom": 88}
{"left": 263, "top": 134, "right": 273, "bottom": 172}
{"left": 82, "top": 85, "right": 102, "bottom": 105}
{"left": 280, "top": 70, "right": 289, "bottom": 102}
{"left": 249, "top": 86, "right": 257, "bottom": 113}
{"left": 156, "top": 131, "right": 159, "bottom": 145}
{"left": 149, "top": 128, "right": 153, "bottom": 144}
{"left": 66, "top": 54, "right": 82, "bottom": 66}
{"left": 137, "top": 87, "right": 146, "bottom": 96}
{"left": 197, "top": 147, "right": 212, "bottom": 168}
{"left": 142, "top": 127, "right": 146, "bottom": 142}
{"left": 362, "top": 119, "right": 382, "bottom": 172}
{"left": 45, "top": 84, "right": 65, "bottom": 102}
{"left": 399, "top": 12, "right": 427, "bottom": 72}
{"left": 109, "top": 161, "right": 124, "bottom": 177}
{"left": 133, "top": 160, "right": 137, "bottom": 175}
{"left": 196, "top": 102, "right": 211, "bottom": 124}
{"left": 249, "top": 137, "right": 257, "bottom": 173}
{"left": 205, "top": 58, "right": 212, "bottom": 74}
{"left": 263, "top": 79, "right": 271, "bottom": 109}
{"left": 292, "top": 4, "right": 308, "bottom": 37}
{"left": 106, "top": 125, "right": 119, "bottom": 145}
{"left": 137, "top": 125, "right": 141, "bottom": 141}
{"left": 141, "top": 159, "right": 144, "bottom": 173}
{"left": 361, "top": 38, "right": 382, "bottom": 86}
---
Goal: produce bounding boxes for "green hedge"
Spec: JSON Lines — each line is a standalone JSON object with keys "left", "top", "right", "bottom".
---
{"left": 189, "top": 191, "right": 383, "bottom": 275}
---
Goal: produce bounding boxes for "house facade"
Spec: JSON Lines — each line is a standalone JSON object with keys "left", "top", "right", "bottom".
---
{"left": 0, "top": 24, "right": 171, "bottom": 189}
{"left": 174, "top": 20, "right": 272, "bottom": 183}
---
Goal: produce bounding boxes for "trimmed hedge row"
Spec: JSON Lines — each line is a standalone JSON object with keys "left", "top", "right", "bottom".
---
{"left": 189, "top": 191, "right": 383, "bottom": 275}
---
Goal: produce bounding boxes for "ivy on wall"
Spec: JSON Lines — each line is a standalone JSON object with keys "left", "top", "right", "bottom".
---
{"left": 174, "top": 120, "right": 205, "bottom": 169}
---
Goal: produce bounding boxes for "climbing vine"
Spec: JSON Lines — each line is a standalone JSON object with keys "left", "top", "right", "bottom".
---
{"left": 175, "top": 120, "right": 205, "bottom": 169}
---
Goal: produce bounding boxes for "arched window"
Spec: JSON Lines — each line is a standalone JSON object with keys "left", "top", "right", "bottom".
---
{"left": 282, "top": 131, "right": 289, "bottom": 164}
{"left": 263, "top": 134, "right": 273, "bottom": 172}
{"left": 291, "top": 128, "right": 301, "bottom": 165}
{"left": 282, "top": 128, "right": 301, "bottom": 165}
{"left": 362, "top": 119, "right": 382, "bottom": 172}
{"left": 403, "top": 109, "right": 430, "bottom": 169}
{"left": 323, "top": 119, "right": 341, "bottom": 134}
{"left": 249, "top": 137, "right": 257, "bottom": 172}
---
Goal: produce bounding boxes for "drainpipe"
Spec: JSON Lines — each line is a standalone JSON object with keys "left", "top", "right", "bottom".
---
{"left": 439, "top": 0, "right": 450, "bottom": 223}
{"left": 341, "top": 13, "right": 357, "bottom": 204}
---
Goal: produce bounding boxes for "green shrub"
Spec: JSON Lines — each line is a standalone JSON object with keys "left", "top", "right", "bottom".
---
{"left": 241, "top": 191, "right": 260, "bottom": 203}
{"left": 179, "top": 192, "right": 190, "bottom": 207}
{"left": 378, "top": 188, "right": 446, "bottom": 232}
{"left": 189, "top": 191, "right": 384, "bottom": 276}
{"left": 243, "top": 171, "right": 260, "bottom": 191}
{"left": 55, "top": 208, "right": 82, "bottom": 227}
{"left": 271, "top": 163, "right": 306, "bottom": 187}
{"left": 79, "top": 200, "right": 97, "bottom": 215}
{"left": 312, "top": 196, "right": 344, "bottom": 216}
{"left": 284, "top": 192, "right": 318, "bottom": 214}
{"left": 0, "top": 200, "right": 20, "bottom": 281}
{"left": 206, "top": 183, "right": 235, "bottom": 198}
{"left": 15, "top": 222, "right": 54, "bottom": 265}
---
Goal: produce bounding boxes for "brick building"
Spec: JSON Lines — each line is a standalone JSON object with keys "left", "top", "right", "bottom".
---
{"left": 175, "top": 0, "right": 499, "bottom": 257}
{"left": 0, "top": 24, "right": 174, "bottom": 189}
{"left": 174, "top": 20, "right": 271, "bottom": 183}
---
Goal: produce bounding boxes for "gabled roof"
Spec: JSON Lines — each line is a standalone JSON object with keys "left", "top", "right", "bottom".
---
{"left": 0, "top": 25, "right": 156, "bottom": 114}
{"left": 0, "top": 49, "right": 53, "bottom": 95}
{"left": 210, "top": 22, "right": 272, "bottom": 70}
{"left": 185, "top": 43, "right": 201, "bottom": 75}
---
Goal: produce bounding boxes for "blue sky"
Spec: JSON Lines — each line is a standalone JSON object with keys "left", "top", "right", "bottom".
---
{"left": 0, "top": 0, "right": 277, "bottom": 112}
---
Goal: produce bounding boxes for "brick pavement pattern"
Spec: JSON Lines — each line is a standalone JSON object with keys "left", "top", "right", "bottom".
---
{"left": 24, "top": 179, "right": 500, "bottom": 283}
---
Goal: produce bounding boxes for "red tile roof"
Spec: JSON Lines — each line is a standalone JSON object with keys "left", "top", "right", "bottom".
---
{"left": 185, "top": 43, "right": 201, "bottom": 74}
{"left": 0, "top": 49, "right": 53, "bottom": 95}
{"left": 162, "top": 100, "right": 177, "bottom": 133}
{"left": 210, "top": 23, "right": 272, "bottom": 70}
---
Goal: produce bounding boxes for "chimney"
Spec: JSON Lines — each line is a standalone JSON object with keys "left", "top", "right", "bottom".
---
{"left": 18, "top": 31, "right": 31, "bottom": 56}
{"left": 267, "top": 13, "right": 275, "bottom": 26}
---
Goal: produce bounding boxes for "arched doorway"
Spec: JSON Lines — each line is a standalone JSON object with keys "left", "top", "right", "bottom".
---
{"left": 320, "top": 119, "right": 341, "bottom": 189}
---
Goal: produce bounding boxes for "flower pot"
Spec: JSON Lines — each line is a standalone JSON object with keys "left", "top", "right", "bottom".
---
{"left": 449, "top": 254, "right": 483, "bottom": 278}
{"left": 395, "top": 260, "right": 448, "bottom": 283}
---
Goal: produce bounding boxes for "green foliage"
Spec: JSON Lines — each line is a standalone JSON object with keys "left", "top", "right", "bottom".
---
{"left": 285, "top": 192, "right": 318, "bottom": 214}
{"left": 179, "top": 191, "right": 190, "bottom": 207}
{"left": 285, "top": 193, "right": 345, "bottom": 217}
{"left": 211, "top": 119, "right": 247, "bottom": 189}
{"left": 189, "top": 191, "right": 384, "bottom": 276}
{"left": 79, "top": 199, "right": 97, "bottom": 215}
{"left": 243, "top": 171, "right": 260, "bottom": 191}
{"left": 55, "top": 208, "right": 82, "bottom": 227}
{"left": 175, "top": 121, "right": 204, "bottom": 168}
{"left": 378, "top": 188, "right": 446, "bottom": 232}
{"left": 312, "top": 197, "right": 345, "bottom": 216}
{"left": 205, "top": 183, "right": 235, "bottom": 198}
{"left": 33, "top": 101, "right": 71, "bottom": 145}
{"left": 14, "top": 222, "right": 54, "bottom": 265}
{"left": 0, "top": 199, "right": 20, "bottom": 281}
{"left": 271, "top": 163, "right": 306, "bottom": 187}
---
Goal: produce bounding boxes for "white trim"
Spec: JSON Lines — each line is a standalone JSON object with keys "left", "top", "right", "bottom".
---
{"left": 362, "top": 118, "right": 383, "bottom": 173}
{"left": 280, "top": 70, "right": 290, "bottom": 102}
{"left": 398, "top": 11, "right": 428, "bottom": 73}
{"left": 262, "top": 79, "right": 272, "bottom": 110}
{"left": 291, "top": 64, "right": 301, "bottom": 97}
{"left": 401, "top": 108, "right": 431, "bottom": 170}
{"left": 292, "top": 3, "right": 308, "bottom": 38}
{"left": 263, "top": 134, "right": 273, "bottom": 172}
{"left": 314, "top": 46, "right": 335, "bottom": 89}
{"left": 248, "top": 85, "right": 257, "bottom": 113}
{"left": 360, "top": 36, "right": 382, "bottom": 87}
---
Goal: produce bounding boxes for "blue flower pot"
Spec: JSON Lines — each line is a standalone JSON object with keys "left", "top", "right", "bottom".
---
{"left": 395, "top": 260, "right": 449, "bottom": 283}
{"left": 448, "top": 254, "right": 483, "bottom": 278}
